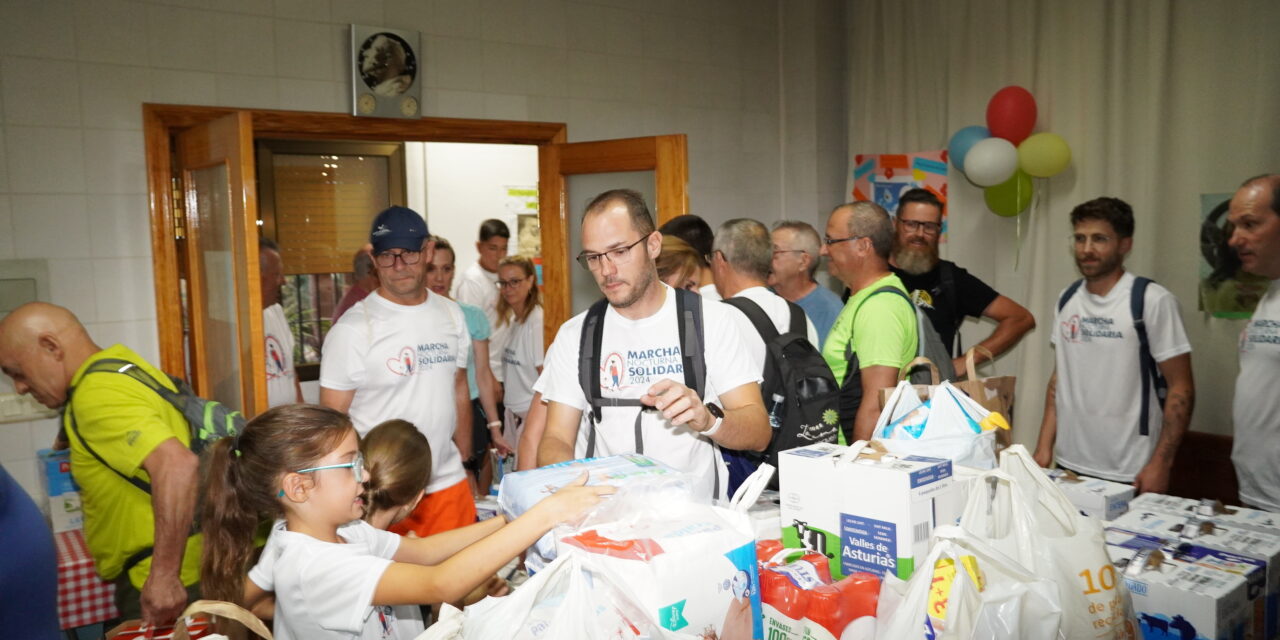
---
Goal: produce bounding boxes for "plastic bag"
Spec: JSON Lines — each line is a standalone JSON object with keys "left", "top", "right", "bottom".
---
{"left": 876, "top": 381, "right": 997, "bottom": 469}
{"left": 999, "top": 446, "right": 1138, "bottom": 640}
{"left": 875, "top": 525, "right": 1062, "bottom": 640}
{"left": 560, "top": 477, "right": 764, "bottom": 639}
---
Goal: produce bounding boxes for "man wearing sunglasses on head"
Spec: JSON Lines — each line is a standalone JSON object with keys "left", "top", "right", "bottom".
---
{"left": 820, "top": 201, "right": 919, "bottom": 443}
{"left": 888, "top": 188, "right": 1036, "bottom": 378}
{"left": 537, "top": 189, "right": 769, "bottom": 501}
{"left": 320, "top": 206, "right": 476, "bottom": 537}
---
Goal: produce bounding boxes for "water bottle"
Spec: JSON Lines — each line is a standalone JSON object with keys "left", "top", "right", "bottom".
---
{"left": 768, "top": 393, "right": 785, "bottom": 429}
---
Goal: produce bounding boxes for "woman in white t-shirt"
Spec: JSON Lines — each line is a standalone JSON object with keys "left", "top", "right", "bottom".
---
{"left": 495, "top": 256, "right": 543, "bottom": 458}
{"left": 201, "top": 404, "right": 610, "bottom": 640}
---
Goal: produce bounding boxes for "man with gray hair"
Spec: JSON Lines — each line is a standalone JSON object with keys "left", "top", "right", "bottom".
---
{"left": 712, "top": 218, "right": 818, "bottom": 367}
{"left": 769, "top": 220, "right": 843, "bottom": 347}
{"left": 332, "top": 248, "right": 378, "bottom": 323}
{"left": 820, "top": 202, "right": 919, "bottom": 442}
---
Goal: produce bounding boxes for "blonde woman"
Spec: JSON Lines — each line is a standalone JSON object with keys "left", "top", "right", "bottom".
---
{"left": 495, "top": 256, "right": 542, "bottom": 460}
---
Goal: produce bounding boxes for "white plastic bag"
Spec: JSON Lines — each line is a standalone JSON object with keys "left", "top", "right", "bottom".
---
{"left": 876, "top": 381, "right": 997, "bottom": 469}
{"left": 560, "top": 479, "right": 763, "bottom": 640}
{"left": 999, "top": 446, "right": 1138, "bottom": 640}
{"left": 875, "top": 525, "right": 1062, "bottom": 640}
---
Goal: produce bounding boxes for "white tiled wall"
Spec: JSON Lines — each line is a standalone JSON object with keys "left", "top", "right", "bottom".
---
{"left": 0, "top": 0, "right": 847, "bottom": 502}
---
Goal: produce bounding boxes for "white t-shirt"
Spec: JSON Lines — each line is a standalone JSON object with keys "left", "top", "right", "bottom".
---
{"left": 264, "top": 303, "right": 298, "bottom": 408}
{"left": 723, "top": 286, "right": 819, "bottom": 375}
{"left": 455, "top": 262, "right": 507, "bottom": 381}
{"left": 1050, "top": 272, "right": 1191, "bottom": 482}
{"left": 320, "top": 291, "right": 469, "bottom": 493}
{"left": 502, "top": 306, "right": 544, "bottom": 417}
{"left": 699, "top": 282, "right": 722, "bottom": 301}
{"left": 248, "top": 519, "right": 420, "bottom": 640}
{"left": 541, "top": 284, "right": 761, "bottom": 500}
{"left": 1232, "top": 279, "right": 1280, "bottom": 510}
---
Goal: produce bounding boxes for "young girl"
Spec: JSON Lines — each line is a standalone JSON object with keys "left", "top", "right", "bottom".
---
{"left": 494, "top": 256, "right": 543, "bottom": 461}
{"left": 655, "top": 236, "right": 703, "bottom": 292}
{"left": 203, "top": 404, "right": 609, "bottom": 639}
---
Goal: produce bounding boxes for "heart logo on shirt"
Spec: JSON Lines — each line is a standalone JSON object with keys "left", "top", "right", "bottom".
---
{"left": 1060, "top": 315, "right": 1081, "bottom": 343}
{"left": 387, "top": 347, "right": 415, "bottom": 376}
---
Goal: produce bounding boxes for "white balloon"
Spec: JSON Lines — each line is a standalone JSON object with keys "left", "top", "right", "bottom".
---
{"left": 963, "top": 138, "right": 1018, "bottom": 187}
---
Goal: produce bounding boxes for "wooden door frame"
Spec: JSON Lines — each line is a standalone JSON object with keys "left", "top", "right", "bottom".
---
{"left": 144, "top": 104, "right": 688, "bottom": 380}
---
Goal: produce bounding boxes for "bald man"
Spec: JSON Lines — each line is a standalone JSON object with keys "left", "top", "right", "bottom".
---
{"left": 0, "top": 303, "right": 200, "bottom": 625}
{"left": 1229, "top": 174, "right": 1280, "bottom": 510}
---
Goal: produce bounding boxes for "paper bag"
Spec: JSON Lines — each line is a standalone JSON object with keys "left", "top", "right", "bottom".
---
{"left": 953, "top": 346, "right": 1016, "bottom": 448}
{"left": 106, "top": 600, "right": 273, "bottom": 640}
{"left": 877, "top": 356, "right": 941, "bottom": 409}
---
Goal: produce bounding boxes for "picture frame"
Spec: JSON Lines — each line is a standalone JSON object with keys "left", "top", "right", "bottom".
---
{"left": 350, "top": 24, "right": 423, "bottom": 119}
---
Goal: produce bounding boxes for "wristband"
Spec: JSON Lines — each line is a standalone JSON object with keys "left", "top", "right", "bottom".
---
{"left": 487, "top": 421, "right": 502, "bottom": 429}
{"left": 701, "top": 402, "right": 725, "bottom": 437}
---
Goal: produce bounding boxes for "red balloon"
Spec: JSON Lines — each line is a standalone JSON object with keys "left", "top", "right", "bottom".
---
{"left": 986, "top": 86, "right": 1037, "bottom": 144}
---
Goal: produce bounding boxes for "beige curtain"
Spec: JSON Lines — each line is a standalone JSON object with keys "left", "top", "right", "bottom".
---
{"left": 846, "top": 0, "right": 1280, "bottom": 446}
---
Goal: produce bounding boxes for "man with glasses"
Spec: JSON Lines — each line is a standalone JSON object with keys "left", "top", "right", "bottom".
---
{"left": 819, "top": 201, "right": 918, "bottom": 442}
{"left": 320, "top": 206, "right": 476, "bottom": 535}
{"left": 1034, "top": 197, "right": 1193, "bottom": 495}
{"left": 768, "top": 220, "right": 843, "bottom": 347}
{"left": 889, "top": 188, "right": 1035, "bottom": 377}
{"left": 537, "top": 189, "right": 769, "bottom": 500}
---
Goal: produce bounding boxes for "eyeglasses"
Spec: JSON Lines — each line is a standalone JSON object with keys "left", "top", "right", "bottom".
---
{"left": 823, "top": 234, "right": 864, "bottom": 246}
{"left": 898, "top": 219, "right": 942, "bottom": 235}
{"left": 1071, "top": 233, "right": 1116, "bottom": 248}
{"left": 498, "top": 276, "right": 531, "bottom": 289}
{"left": 295, "top": 452, "right": 365, "bottom": 484}
{"left": 576, "top": 236, "right": 648, "bottom": 271}
{"left": 374, "top": 250, "right": 422, "bottom": 268}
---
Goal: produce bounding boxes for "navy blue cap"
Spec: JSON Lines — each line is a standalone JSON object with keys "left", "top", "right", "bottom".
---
{"left": 369, "top": 206, "right": 428, "bottom": 253}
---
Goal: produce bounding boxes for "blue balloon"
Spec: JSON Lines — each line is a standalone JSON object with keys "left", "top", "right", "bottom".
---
{"left": 948, "top": 125, "right": 990, "bottom": 172}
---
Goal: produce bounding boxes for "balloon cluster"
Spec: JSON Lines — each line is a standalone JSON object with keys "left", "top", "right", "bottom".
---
{"left": 947, "top": 86, "right": 1072, "bottom": 217}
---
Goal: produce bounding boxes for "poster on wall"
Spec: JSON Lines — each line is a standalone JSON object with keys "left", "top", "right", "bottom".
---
{"left": 849, "top": 150, "right": 949, "bottom": 239}
{"left": 505, "top": 185, "right": 542, "bottom": 284}
{"left": 1199, "top": 192, "right": 1267, "bottom": 317}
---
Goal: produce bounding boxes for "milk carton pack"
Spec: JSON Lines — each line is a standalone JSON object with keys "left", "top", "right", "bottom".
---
{"left": 1130, "top": 494, "right": 1280, "bottom": 537}
{"left": 1108, "top": 526, "right": 1267, "bottom": 640}
{"left": 1045, "top": 468, "right": 1134, "bottom": 521}
{"left": 38, "top": 448, "right": 83, "bottom": 532}
{"left": 1106, "top": 544, "right": 1250, "bottom": 640}
{"left": 779, "top": 441, "right": 958, "bottom": 581}
{"left": 1112, "top": 509, "right": 1280, "bottom": 639}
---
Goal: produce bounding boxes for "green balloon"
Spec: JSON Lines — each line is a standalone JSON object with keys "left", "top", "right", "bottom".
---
{"left": 985, "top": 170, "right": 1033, "bottom": 217}
{"left": 1017, "top": 132, "right": 1071, "bottom": 177}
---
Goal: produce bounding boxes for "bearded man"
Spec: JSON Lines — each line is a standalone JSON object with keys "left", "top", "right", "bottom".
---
{"left": 888, "top": 188, "right": 1035, "bottom": 377}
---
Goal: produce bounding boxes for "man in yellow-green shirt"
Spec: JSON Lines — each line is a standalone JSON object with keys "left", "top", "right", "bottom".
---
{"left": 819, "top": 202, "right": 918, "bottom": 443}
{"left": 0, "top": 303, "right": 200, "bottom": 626}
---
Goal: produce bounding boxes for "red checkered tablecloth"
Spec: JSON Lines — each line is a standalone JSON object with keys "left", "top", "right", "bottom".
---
{"left": 55, "top": 529, "right": 118, "bottom": 629}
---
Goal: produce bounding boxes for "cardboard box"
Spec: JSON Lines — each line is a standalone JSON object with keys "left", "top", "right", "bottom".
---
{"left": 38, "top": 449, "right": 83, "bottom": 532}
{"left": 1044, "top": 468, "right": 1134, "bottom": 521}
{"left": 778, "top": 442, "right": 957, "bottom": 581}
{"left": 1105, "top": 543, "right": 1250, "bottom": 640}
{"left": 1130, "top": 493, "right": 1280, "bottom": 537}
{"left": 1108, "top": 526, "right": 1267, "bottom": 640}
{"left": 1111, "top": 510, "right": 1280, "bottom": 639}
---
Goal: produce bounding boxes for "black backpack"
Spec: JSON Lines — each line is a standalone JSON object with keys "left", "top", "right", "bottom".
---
{"left": 1057, "top": 277, "right": 1166, "bottom": 436}
{"left": 721, "top": 297, "right": 839, "bottom": 487}
{"left": 577, "top": 288, "right": 721, "bottom": 497}
{"left": 63, "top": 358, "right": 246, "bottom": 494}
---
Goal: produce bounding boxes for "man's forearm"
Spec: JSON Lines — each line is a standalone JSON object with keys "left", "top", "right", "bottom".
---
{"left": 453, "top": 375, "right": 473, "bottom": 460}
{"left": 708, "top": 404, "right": 769, "bottom": 451}
{"left": 1150, "top": 384, "right": 1193, "bottom": 467}
{"left": 1035, "top": 372, "right": 1058, "bottom": 454}
{"left": 149, "top": 459, "right": 198, "bottom": 579}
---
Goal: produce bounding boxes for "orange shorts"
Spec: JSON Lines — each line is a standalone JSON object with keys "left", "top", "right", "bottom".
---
{"left": 389, "top": 479, "right": 477, "bottom": 538}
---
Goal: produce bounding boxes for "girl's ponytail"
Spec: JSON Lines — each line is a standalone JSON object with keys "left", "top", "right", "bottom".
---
{"left": 200, "top": 437, "right": 260, "bottom": 604}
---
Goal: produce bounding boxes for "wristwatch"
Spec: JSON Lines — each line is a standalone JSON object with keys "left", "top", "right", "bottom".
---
{"left": 702, "top": 402, "right": 725, "bottom": 437}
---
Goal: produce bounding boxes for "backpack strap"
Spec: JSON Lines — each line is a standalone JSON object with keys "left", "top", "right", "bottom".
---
{"left": 63, "top": 359, "right": 165, "bottom": 494}
{"left": 675, "top": 288, "right": 706, "bottom": 397}
{"left": 938, "top": 261, "right": 960, "bottom": 356}
{"left": 722, "top": 297, "right": 781, "bottom": 342}
{"left": 1132, "top": 277, "right": 1165, "bottom": 437}
{"left": 843, "top": 285, "right": 914, "bottom": 366}
{"left": 1057, "top": 279, "right": 1084, "bottom": 313}
{"left": 787, "top": 301, "right": 806, "bottom": 336}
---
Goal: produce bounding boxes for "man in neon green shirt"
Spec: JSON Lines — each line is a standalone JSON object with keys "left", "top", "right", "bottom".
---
{"left": 819, "top": 202, "right": 918, "bottom": 442}
{"left": 0, "top": 303, "right": 200, "bottom": 626}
